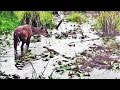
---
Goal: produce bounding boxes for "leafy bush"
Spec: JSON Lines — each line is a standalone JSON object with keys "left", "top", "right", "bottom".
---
{"left": 0, "top": 11, "right": 20, "bottom": 34}
{"left": 66, "top": 12, "right": 87, "bottom": 24}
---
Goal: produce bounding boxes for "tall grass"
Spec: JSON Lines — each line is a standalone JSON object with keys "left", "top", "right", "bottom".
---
{"left": 93, "top": 11, "right": 120, "bottom": 37}
{"left": 94, "top": 11, "right": 120, "bottom": 31}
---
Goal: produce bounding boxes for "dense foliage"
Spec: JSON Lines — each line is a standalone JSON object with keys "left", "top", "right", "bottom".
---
{"left": 0, "top": 11, "right": 20, "bottom": 34}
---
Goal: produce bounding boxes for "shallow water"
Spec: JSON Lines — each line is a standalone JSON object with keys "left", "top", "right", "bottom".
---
{"left": 1, "top": 13, "right": 120, "bottom": 79}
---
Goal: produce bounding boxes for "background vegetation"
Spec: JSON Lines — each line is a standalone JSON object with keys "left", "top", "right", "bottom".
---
{"left": 93, "top": 11, "right": 120, "bottom": 37}
{"left": 3, "top": 11, "right": 120, "bottom": 37}
{"left": 39, "top": 11, "right": 56, "bottom": 29}
{"left": 66, "top": 12, "right": 87, "bottom": 24}
{"left": 0, "top": 11, "right": 20, "bottom": 34}
{"left": 0, "top": 11, "right": 56, "bottom": 35}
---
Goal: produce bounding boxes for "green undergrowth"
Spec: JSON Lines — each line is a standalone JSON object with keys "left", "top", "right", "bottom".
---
{"left": 66, "top": 12, "right": 87, "bottom": 24}
{"left": 39, "top": 11, "right": 56, "bottom": 29}
{"left": 0, "top": 11, "right": 20, "bottom": 35}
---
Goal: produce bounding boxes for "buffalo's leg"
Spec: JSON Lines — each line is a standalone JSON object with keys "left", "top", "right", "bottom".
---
{"left": 14, "top": 41, "right": 19, "bottom": 60}
{"left": 21, "top": 42, "right": 25, "bottom": 51}
{"left": 21, "top": 41, "right": 25, "bottom": 56}
{"left": 14, "top": 41, "right": 17, "bottom": 54}
{"left": 26, "top": 39, "right": 30, "bottom": 52}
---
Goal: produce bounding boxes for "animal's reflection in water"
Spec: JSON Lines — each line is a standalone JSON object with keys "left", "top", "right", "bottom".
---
{"left": 14, "top": 50, "right": 32, "bottom": 70}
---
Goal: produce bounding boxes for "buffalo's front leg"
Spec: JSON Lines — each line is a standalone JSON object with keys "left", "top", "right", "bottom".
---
{"left": 14, "top": 40, "right": 18, "bottom": 55}
{"left": 21, "top": 42, "right": 24, "bottom": 51}
{"left": 21, "top": 42, "right": 25, "bottom": 55}
{"left": 26, "top": 39, "right": 30, "bottom": 52}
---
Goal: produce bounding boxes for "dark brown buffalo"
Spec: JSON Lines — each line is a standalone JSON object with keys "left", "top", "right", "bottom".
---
{"left": 14, "top": 24, "right": 49, "bottom": 54}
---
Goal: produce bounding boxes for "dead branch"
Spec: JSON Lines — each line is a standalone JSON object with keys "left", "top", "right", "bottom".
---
{"left": 43, "top": 46, "right": 60, "bottom": 55}
{"left": 41, "top": 58, "right": 51, "bottom": 76}
{"left": 43, "top": 46, "right": 73, "bottom": 60}
{"left": 29, "top": 61, "right": 37, "bottom": 79}
{"left": 0, "top": 55, "right": 14, "bottom": 57}
{"left": 55, "top": 19, "right": 64, "bottom": 30}
{"left": 84, "top": 38, "right": 100, "bottom": 41}
{"left": 48, "top": 68, "right": 56, "bottom": 79}
{"left": 0, "top": 59, "right": 7, "bottom": 62}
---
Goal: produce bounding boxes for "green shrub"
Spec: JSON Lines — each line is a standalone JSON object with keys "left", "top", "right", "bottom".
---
{"left": 39, "top": 11, "right": 55, "bottom": 29}
{"left": 66, "top": 12, "right": 87, "bottom": 24}
{"left": 0, "top": 11, "right": 20, "bottom": 34}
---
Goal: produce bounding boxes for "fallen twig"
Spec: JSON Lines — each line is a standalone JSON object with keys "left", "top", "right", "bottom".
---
{"left": 29, "top": 61, "right": 37, "bottom": 79}
{"left": 43, "top": 46, "right": 59, "bottom": 55}
{"left": 82, "top": 38, "right": 100, "bottom": 42}
{"left": 41, "top": 59, "right": 51, "bottom": 77}
{"left": 43, "top": 46, "right": 73, "bottom": 60}
{"left": 48, "top": 68, "right": 56, "bottom": 79}
{"left": 0, "top": 59, "right": 7, "bottom": 62}
{"left": 0, "top": 55, "right": 14, "bottom": 57}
